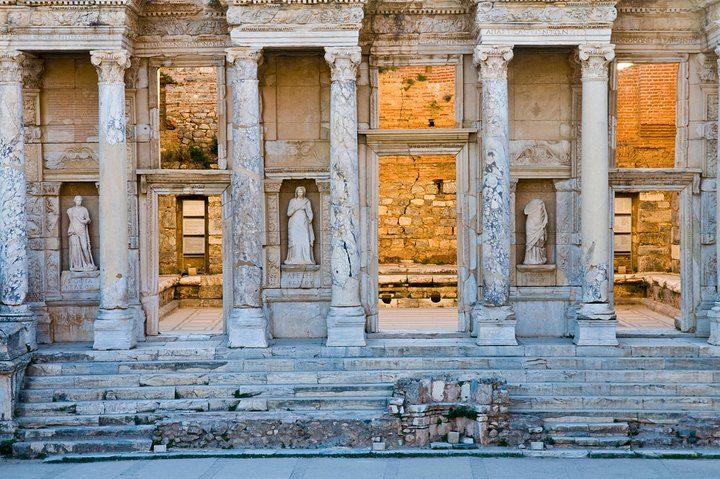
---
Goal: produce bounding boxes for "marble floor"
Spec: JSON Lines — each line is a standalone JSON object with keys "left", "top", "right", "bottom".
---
{"left": 157, "top": 304, "right": 678, "bottom": 334}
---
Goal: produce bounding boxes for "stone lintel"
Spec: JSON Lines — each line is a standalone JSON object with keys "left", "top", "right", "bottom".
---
{"left": 478, "top": 28, "right": 612, "bottom": 46}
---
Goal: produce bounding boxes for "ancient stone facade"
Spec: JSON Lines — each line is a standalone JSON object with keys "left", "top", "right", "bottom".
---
{"left": 4, "top": 0, "right": 720, "bottom": 449}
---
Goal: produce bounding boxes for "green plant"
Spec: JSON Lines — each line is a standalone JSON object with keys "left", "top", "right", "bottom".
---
{"left": 415, "top": 73, "right": 427, "bottom": 82}
{"left": 428, "top": 100, "right": 442, "bottom": 117}
{"left": 447, "top": 406, "right": 478, "bottom": 420}
{"left": 443, "top": 94, "right": 453, "bottom": 102}
{"left": 159, "top": 72, "right": 176, "bottom": 85}
{"left": 0, "top": 439, "right": 15, "bottom": 456}
{"left": 402, "top": 78, "right": 415, "bottom": 91}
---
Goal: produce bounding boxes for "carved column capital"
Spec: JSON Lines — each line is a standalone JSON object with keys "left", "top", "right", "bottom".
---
{"left": 578, "top": 44, "right": 615, "bottom": 81}
{"left": 90, "top": 50, "right": 131, "bottom": 84}
{"left": 324, "top": 47, "right": 361, "bottom": 83}
{"left": 0, "top": 51, "right": 24, "bottom": 84}
{"left": 473, "top": 45, "right": 513, "bottom": 81}
{"left": 22, "top": 57, "right": 44, "bottom": 90}
{"left": 226, "top": 47, "right": 263, "bottom": 80}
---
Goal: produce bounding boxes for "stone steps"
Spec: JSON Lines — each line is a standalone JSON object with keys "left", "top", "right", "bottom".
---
{"left": 543, "top": 417, "right": 631, "bottom": 448}
{"left": 18, "top": 424, "right": 156, "bottom": 441}
{"left": 511, "top": 394, "right": 720, "bottom": 411}
{"left": 12, "top": 438, "right": 153, "bottom": 457}
{"left": 508, "top": 382, "right": 720, "bottom": 397}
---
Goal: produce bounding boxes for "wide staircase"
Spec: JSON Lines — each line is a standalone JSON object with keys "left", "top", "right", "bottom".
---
{"left": 10, "top": 336, "right": 720, "bottom": 457}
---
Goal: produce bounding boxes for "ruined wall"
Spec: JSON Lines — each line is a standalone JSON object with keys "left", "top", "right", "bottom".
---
{"left": 378, "top": 65, "right": 456, "bottom": 129}
{"left": 616, "top": 63, "right": 678, "bottom": 168}
{"left": 378, "top": 155, "right": 456, "bottom": 265}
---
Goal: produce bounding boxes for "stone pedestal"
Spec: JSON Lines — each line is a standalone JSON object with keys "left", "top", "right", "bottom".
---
{"left": 472, "top": 45, "right": 517, "bottom": 346}
{"left": 575, "top": 44, "right": 617, "bottom": 346}
{"left": 90, "top": 50, "right": 135, "bottom": 350}
{"left": 324, "top": 47, "right": 366, "bottom": 347}
{"left": 708, "top": 305, "right": 720, "bottom": 345}
{"left": 226, "top": 47, "right": 268, "bottom": 348}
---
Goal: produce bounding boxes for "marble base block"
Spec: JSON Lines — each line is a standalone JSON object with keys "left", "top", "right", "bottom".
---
{"left": 228, "top": 307, "right": 269, "bottom": 348}
{"left": 574, "top": 307, "right": 618, "bottom": 347}
{"left": 707, "top": 305, "right": 720, "bottom": 345}
{"left": 93, "top": 309, "right": 137, "bottom": 350}
{"left": 474, "top": 305, "right": 518, "bottom": 346}
{"left": 0, "top": 306, "right": 35, "bottom": 361}
{"left": 326, "top": 305, "right": 366, "bottom": 347}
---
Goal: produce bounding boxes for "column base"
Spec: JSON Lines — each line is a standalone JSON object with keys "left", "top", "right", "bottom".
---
{"left": 473, "top": 304, "right": 518, "bottom": 346}
{"left": 326, "top": 305, "right": 366, "bottom": 347}
{"left": 575, "top": 303, "right": 617, "bottom": 346}
{"left": 0, "top": 305, "right": 35, "bottom": 360}
{"left": 93, "top": 309, "right": 137, "bottom": 350}
{"left": 228, "top": 307, "right": 269, "bottom": 348}
{"left": 708, "top": 304, "right": 720, "bottom": 345}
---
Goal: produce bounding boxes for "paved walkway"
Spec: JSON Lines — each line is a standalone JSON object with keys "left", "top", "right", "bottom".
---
{"left": 2, "top": 456, "right": 720, "bottom": 479}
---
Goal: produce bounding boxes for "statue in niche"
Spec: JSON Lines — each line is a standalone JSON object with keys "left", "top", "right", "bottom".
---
{"left": 523, "top": 198, "right": 548, "bottom": 265}
{"left": 285, "top": 186, "right": 315, "bottom": 265}
{"left": 67, "top": 195, "right": 97, "bottom": 272}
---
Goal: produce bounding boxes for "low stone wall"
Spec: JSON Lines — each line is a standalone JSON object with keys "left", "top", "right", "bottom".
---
{"left": 614, "top": 273, "right": 681, "bottom": 313}
{"left": 379, "top": 264, "right": 457, "bottom": 307}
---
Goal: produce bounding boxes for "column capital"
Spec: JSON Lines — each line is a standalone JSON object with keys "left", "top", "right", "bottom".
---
{"left": 90, "top": 49, "right": 131, "bottom": 84}
{"left": 22, "top": 57, "right": 44, "bottom": 90}
{"left": 0, "top": 51, "right": 24, "bottom": 84}
{"left": 473, "top": 45, "right": 514, "bottom": 81}
{"left": 578, "top": 44, "right": 615, "bottom": 81}
{"left": 324, "top": 46, "right": 361, "bottom": 82}
{"left": 226, "top": 47, "right": 263, "bottom": 80}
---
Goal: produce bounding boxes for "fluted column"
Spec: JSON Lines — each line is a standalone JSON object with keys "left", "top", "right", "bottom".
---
{"left": 708, "top": 47, "right": 720, "bottom": 345}
{"left": 324, "top": 47, "right": 366, "bottom": 347}
{"left": 575, "top": 44, "right": 617, "bottom": 346}
{"left": 90, "top": 50, "right": 135, "bottom": 350}
{"left": 226, "top": 47, "right": 268, "bottom": 348}
{"left": 472, "top": 45, "right": 517, "bottom": 346}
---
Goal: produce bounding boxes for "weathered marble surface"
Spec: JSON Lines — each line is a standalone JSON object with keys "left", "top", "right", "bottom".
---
{"left": 226, "top": 47, "right": 268, "bottom": 348}
{"left": 90, "top": 50, "right": 135, "bottom": 350}
{"left": 324, "top": 47, "right": 366, "bottom": 347}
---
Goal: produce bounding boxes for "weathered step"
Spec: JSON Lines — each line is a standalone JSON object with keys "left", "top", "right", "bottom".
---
{"left": 551, "top": 435, "right": 631, "bottom": 447}
{"left": 16, "top": 413, "right": 164, "bottom": 429}
{"left": 266, "top": 397, "right": 389, "bottom": 411}
{"left": 543, "top": 420, "right": 629, "bottom": 436}
{"left": 18, "top": 424, "right": 156, "bottom": 441}
{"left": 511, "top": 395, "right": 720, "bottom": 411}
{"left": 12, "top": 438, "right": 153, "bottom": 457}
{"left": 508, "top": 382, "right": 720, "bottom": 397}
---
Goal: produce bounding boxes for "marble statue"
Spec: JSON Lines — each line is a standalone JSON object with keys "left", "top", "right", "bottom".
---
{"left": 523, "top": 198, "right": 548, "bottom": 265}
{"left": 285, "top": 186, "right": 315, "bottom": 265}
{"left": 67, "top": 195, "right": 97, "bottom": 272}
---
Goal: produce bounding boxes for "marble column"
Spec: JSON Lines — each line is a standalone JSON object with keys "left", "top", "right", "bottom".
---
{"left": 708, "top": 47, "right": 720, "bottom": 345}
{"left": 90, "top": 50, "right": 135, "bottom": 350}
{"left": 472, "top": 45, "right": 517, "bottom": 346}
{"left": 575, "top": 44, "right": 618, "bottom": 346}
{"left": 324, "top": 47, "right": 366, "bottom": 347}
{"left": 0, "top": 50, "right": 35, "bottom": 423}
{"left": 226, "top": 47, "right": 268, "bottom": 348}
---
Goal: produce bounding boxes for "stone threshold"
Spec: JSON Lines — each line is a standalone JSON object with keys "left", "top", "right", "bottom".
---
{"left": 40, "top": 447, "right": 720, "bottom": 464}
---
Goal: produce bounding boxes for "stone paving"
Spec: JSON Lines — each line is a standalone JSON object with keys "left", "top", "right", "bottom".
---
{"left": 3, "top": 455, "right": 720, "bottom": 479}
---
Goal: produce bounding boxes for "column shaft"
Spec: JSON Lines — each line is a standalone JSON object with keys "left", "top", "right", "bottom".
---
{"left": 226, "top": 47, "right": 268, "bottom": 348}
{"left": 472, "top": 45, "right": 517, "bottom": 346}
{"left": 91, "top": 50, "right": 135, "bottom": 350}
{"left": 708, "top": 48, "right": 720, "bottom": 345}
{"left": 576, "top": 44, "right": 617, "bottom": 346}
{"left": 324, "top": 47, "right": 366, "bottom": 347}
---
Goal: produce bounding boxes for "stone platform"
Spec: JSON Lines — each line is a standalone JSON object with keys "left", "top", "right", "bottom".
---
{"left": 6, "top": 336, "right": 720, "bottom": 457}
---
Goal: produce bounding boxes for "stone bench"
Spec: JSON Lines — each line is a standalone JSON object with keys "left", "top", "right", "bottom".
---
{"left": 378, "top": 263, "right": 457, "bottom": 308}
{"left": 614, "top": 272, "right": 681, "bottom": 315}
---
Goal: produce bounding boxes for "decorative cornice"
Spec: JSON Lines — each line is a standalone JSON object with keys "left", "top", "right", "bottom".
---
{"left": 473, "top": 45, "right": 513, "bottom": 81}
{"left": 90, "top": 49, "right": 131, "bottom": 83}
{"left": 578, "top": 44, "right": 614, "bottom": 80}
{"left": 223, "top": 0, "right": 365, "bottom": 4}
{"left": 324, "top": 46, "right": 361, "bottom": 82}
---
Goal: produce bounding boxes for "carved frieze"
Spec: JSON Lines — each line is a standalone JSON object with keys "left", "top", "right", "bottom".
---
{"left": 511, "top": 141, "right": 571, "bottom": 167}
{"left": 7, "top": 8, "right": 129, "bottom": 29}
{"left": 226, "top": 4, "right": 364, "bottom": 27}
{"left": 44, "top": 146, "right": 98, "bottom": 170}
{"left": 696, "top": 53, "right": 718, "bottom": 84}
{"left": 370, "top": 15, "right": 471, "bottom": 35}
{"left": 474, "top": 3, "right": 617, "bottom": 25}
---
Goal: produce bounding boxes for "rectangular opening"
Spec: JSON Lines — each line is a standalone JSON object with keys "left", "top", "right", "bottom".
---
{"left": 377, "top": 155, "right": 458, "bottom": 332}
{"left": 615, "top": 62, "right": 679, "bottom": 168}
{"left": 159, "top": 66, "right": 220, "bottom": 170}
{"left": 377, "top": 65, "right": 456, "bottom": 129}
{"left": 614, "top": 191, "right": 681, "bottom": 333}
{"left": 158, "top": 194, "right": 223, "bottom": 334}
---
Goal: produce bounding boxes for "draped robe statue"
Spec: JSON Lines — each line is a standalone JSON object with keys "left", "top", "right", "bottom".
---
{"left": 285, "top": 186, "right": 315, "bottom": 265}
{"left": 523, "top": 198, "right": 548, "bottom": 265}
{"left": 67, "top": 195, "right": 97, "bottom": 271}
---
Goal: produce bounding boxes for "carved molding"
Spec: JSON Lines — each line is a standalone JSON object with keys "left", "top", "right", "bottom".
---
{"left": 90, "top": 49, "right": 131, "bottom": 83}
{"left": 473, "top": 45, "right": 513, "bottom": 81}
{"left": 578, "top": 44, "right": 614, "bottom": 81}
{"left": 512, "top": 141, "right": 570, "bottom": 167}
{"left": 325, "top": 47, "right": 361, "bottom": 82}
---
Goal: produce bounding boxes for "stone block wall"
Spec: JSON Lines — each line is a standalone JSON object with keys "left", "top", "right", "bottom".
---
{"left": 616, "top": 63, "right": 678, "bottom": 168}
{"left": 378, "top": 155, "right": 456, "bottom": 264}
{"left": 378, "top": 65, "right": 456, "bottom": 129}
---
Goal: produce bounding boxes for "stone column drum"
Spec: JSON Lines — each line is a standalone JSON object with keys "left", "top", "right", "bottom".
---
{"left": 226, "top": 47, "right": 268, "bottom": 348}
{"left": 324, "top": 47, "right": 366, "bottom": 347}
{"left": 0, "top": 50, "right": 35, "bottom": 423}
{"left": 575, "top": 44, "right": 618, "bottom": 346}
{"left": 90, "top": 50, "right": 136, "bottom": 350}
{"left": 472, "top": 45, "right": 518, "bottom": 346}
{"left": 708, "top": 47, "right": 720, "bottom": 345}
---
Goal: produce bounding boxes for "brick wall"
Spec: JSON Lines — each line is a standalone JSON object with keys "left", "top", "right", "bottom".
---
{"left": 378, "top": 155, "right": 456, "bottom": 264}
{"left": 378, "top": 66, "right": 456, "bottom": 129}
{"left": 616, "top": 63, "right": 678, "bottom": 168}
